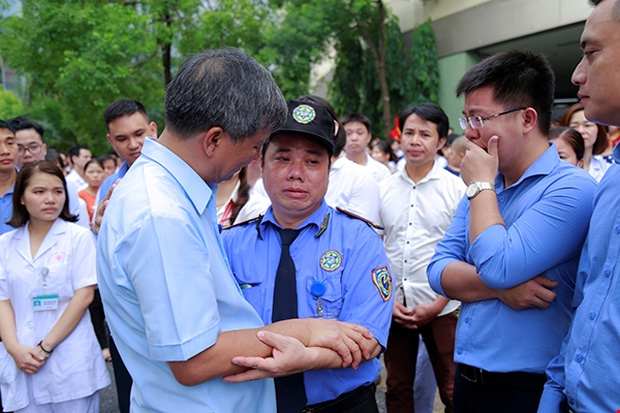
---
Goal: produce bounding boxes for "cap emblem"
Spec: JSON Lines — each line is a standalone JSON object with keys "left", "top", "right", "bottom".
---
{"left": 292, "top": 104, "right": 316, "bottom": 124}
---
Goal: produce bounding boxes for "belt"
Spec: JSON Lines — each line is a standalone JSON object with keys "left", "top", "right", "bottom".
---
{"left": 458, "top": 363, "right": 547, "bottom": 391}
{"left": 301, "top": 383, "right": 377, "bottom": 413}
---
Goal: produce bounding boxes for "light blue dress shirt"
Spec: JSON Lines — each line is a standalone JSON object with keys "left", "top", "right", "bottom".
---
{"left": 222, "top": 200, "right": 394, "bottom": 405}
{"left": 428, "top": 145, "right": 597, "bottom": 374}
{"left": 539, "top": 144, "right": 620, "bottom": 412}
{"left": 95, "top": 161, "right": 129, "bottom": 206}
{"left": 97, "top": 138, "right": 276, "bottom": 412}
{"left": 0, "top": 184, "right": 14, "bottom": 236}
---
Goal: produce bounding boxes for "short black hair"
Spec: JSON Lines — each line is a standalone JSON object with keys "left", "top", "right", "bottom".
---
{"left": 103, "top": 99, "right": 149, "bottom": 130}
{"left": 165, "top": 48, "right": 286, "bottom": 143}
{"left": 340, "top": 113, "right": 371, "bottom": 132}
{"left": 8, "top": 161, "right": 78, "bottom": 228}
{"left": 7, "top": 116, "right": 44, "bottom": 139}
{"left": 398, "top": 103, "right": 449, "bottom": 139}
{"left": 0, "top": 119, "right": 16, "bottom": 134}
{"left": 68, "top": 145, "right": 90, "bottom": 163}
{"left": 457, "top": 50, "right": 555, "bottom": 136}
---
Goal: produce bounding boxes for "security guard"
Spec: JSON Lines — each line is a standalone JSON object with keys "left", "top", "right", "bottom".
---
{"left": 222, "top": 99, "right": 393, "bottom": 413}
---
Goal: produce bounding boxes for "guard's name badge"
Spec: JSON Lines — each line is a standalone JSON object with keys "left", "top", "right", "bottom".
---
{"left": 372, "top": 267, "right": 393, "bottom": 302}
{"left": 33, "top": 294, "right": 59, "bottom": 311}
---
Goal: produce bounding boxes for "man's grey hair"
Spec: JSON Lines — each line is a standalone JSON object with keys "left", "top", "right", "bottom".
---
{"left": 164, "top": 48, "right": 287, "bottom": 143}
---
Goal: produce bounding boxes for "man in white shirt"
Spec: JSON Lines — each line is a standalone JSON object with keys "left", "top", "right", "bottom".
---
{"left": 66, "top": 145, "right": 92, "bottom": 190}
{"left": 379, "top": 103, "right": 465, "bottom": 413}
{"left": 342, "top": 113, "right": 391, "bottom": 183}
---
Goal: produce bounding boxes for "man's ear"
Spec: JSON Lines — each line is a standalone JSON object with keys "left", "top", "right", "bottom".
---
{"left": 437, "top": 137, "right": 447, "bottom": 152}
{"left": 522, "top": 107, "right": 538, "bottom": 134}
{"left": 202, "top": 127, "right": 227, "bottom": 158}
{"left": 148, "top": 122, "right": 158, "bottom": 137}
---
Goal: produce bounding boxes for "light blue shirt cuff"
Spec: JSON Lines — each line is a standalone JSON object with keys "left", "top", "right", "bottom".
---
{"left": 148, "top": 323, "right": 220, "bottom": 362}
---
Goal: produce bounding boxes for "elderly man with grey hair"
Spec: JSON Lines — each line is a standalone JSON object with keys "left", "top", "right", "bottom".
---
{"left": 96, "top": 48, "right": 376, "bottom": 412}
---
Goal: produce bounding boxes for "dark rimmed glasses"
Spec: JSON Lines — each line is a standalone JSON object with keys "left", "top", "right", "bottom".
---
{"left": 459, "top": 107, "right": 526, "bottom": 130}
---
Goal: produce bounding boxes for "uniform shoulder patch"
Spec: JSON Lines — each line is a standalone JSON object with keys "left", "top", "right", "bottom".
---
{"left": 372, "top": 266, "right": 393, "bottom": 302}
{"left": 222, "top": 215, "right": 262, "bottom": 230}
{"left": 336, "top": 207, "right": 384, "bottom": 230}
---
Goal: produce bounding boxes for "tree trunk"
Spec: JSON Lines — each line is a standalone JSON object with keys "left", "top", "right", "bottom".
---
{"left": 354, "top": 0, "right": 391, "bottom": 137}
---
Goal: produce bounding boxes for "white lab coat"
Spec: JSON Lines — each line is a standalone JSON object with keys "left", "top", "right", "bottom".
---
{"left": 0, "top": 219, "right": 110, "bottom": 411}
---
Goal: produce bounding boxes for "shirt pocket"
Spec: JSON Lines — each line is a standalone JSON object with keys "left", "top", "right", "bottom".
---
{"left": 39, "top": 263, "right": 74, "bottom": 301}
{"left": 234, "top": 274, "right": 266, "bottom": 313}
{"left": 304, "top": 271, "right": 344, "bottom": 319}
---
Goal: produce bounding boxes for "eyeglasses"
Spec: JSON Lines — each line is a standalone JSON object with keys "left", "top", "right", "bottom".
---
{"left": 459, "top": 107, "right": 526, "bottom": 130}
{"left": 17, "top": 143, "right": 43, "bottom": 155}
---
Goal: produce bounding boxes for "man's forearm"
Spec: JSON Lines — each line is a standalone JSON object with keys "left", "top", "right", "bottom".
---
{"left": 167, "top": 318, "right": 372, "bottom": 386}
{"left": 441, "top": 261, "right": 497, "bottom": 302}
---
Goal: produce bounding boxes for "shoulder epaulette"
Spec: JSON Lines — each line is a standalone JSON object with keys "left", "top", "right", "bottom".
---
{"left": 222, "top": 215, "right": 263, "bottom": 231}
{"left": 335, "top": 207, "right": 384, "bottom": 230}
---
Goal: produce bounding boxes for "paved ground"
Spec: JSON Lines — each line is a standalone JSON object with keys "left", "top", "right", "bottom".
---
{"left": 99, "top": 363, "right": 446, "bottom": 413}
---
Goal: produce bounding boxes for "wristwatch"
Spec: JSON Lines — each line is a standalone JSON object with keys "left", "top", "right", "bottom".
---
{"left": 466, "top": 181, "right": 495, "bottom": 199}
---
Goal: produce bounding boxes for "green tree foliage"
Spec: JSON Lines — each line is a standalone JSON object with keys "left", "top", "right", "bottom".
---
{"left": 0, "top": 0, "right": 439, "bottom": 151}
{"left": 331, "top": 16, "right": 414, "bottom": 138}
{"left": 408, "top": 20, "right": 439, "bottom": 106}
{"left": 0, "top": 89, "right": 23, "bottom": 119}
{"left": 0, "top": 0, "right": 172, "bottom": 153}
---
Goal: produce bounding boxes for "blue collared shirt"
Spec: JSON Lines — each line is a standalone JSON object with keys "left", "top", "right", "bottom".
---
{"left": 428, "top": 145, "right": 596, "bottom": 373}
{"left": 95, "top": 161, "right": 129, "bottom": 206}
{"left": 0, "top": 184, "right": 14, "bottom": 236}
{"left": 222, "top": 200, "right": 394, "bottom": 405}
{"left": 97, "top": 138, "right": 275, "bottom": 412}
{"left": 539, "top": 144, "right": 620, "bottom": 412}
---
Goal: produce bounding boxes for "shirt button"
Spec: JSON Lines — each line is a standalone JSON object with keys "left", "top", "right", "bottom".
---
{"left": 406, "top": 241, "right": 410, "bottom": 244}
{"left": 410, "top": 204, "right": 414, "bottom": 208}
{"left": 464, "top": 317, "right": 470, "bottom": 323}
{"left": 589, "top": 311, "right": 596, "bottom": 320}
{"left": 615, "top": 225, "right": 620, "bottom": 234}
{"left": 457, "top": 348, "right": 463, "bottom": 355}
{"left": 28, "top": 322, "right": 34, "bottom": 329}
{"left": 575, "top": 354, "right": 584, "bottom": 363}
{"left": 404, "top": 260, "right": 408, "bottom": 263}
{"left": 409, "top": 222, "right": 412, "bottom": 226}
{"left": 604, "top": 269, "right": 612, "bottom": 278}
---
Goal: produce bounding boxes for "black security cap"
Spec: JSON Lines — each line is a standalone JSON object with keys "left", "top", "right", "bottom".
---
{"left": 271, "top": 99, "right": 336, "bottom": 157}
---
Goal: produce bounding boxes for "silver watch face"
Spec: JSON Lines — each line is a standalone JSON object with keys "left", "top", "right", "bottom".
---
{"left": 466, "top": 183, "right": 478, "bottom": 198}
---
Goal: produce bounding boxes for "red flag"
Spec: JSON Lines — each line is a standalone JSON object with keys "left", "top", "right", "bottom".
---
{"left": 388, "top": 115, "right": 401, "bottom": 142}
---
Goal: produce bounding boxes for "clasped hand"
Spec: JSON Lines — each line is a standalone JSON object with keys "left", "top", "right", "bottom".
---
{"left": 223, "top": 320, "right": 376, "bottom": 383}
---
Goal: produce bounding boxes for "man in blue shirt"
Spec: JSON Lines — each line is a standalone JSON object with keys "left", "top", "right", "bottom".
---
{"left": 92, "top": 99, "right": 158, "bottom": 234}
{"left": 539, "top": 1, "right": 620, "bottom": 411}
{"left": 97, "top": 49, "right": 377, "bottom": 412}
{"left": 222, "top": 99, "right": 393, "bottom": 412}
{"left": 0, "top": 120, "right": 17, "bottom": 237}
{"left": 427, "top": 50, "right": 597, "bottom": 412}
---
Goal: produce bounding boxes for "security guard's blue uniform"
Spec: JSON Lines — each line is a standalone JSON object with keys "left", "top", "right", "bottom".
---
{"left": 222, "top": 200, "right": 394, "bottom": 406}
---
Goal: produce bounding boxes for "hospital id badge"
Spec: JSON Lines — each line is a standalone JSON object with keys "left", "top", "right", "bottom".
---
{"left": 32, "top": 293, "right": 59, "bottom": 311}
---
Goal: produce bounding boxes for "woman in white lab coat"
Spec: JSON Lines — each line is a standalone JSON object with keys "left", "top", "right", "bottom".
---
{"left": 0, "top": 161, "right": 110, "bottom": 412}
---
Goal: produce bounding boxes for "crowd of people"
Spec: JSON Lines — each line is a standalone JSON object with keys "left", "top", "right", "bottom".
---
{"left": 0, "top": 0, "right": 619, "bottom": 412}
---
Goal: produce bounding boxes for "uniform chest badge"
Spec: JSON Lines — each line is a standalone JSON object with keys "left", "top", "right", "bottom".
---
{"left": 372, "top": 266, "right": 393, "bottom": 302}
{"left": 320, "top": 250, "right": 342, "bottom": 271}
